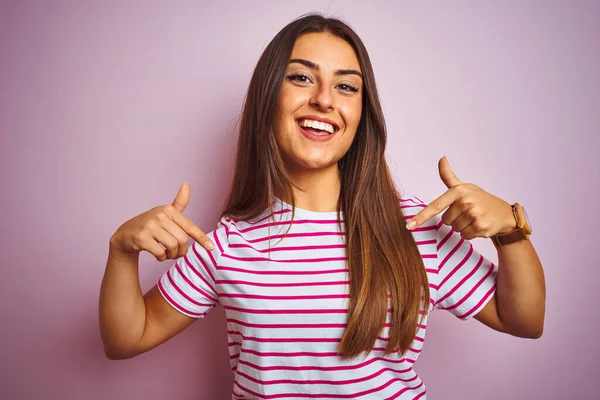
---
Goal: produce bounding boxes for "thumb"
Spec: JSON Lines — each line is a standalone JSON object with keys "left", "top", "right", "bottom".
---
{"left": 438, "top": 156, "right": 462, "bottom": 188}
{"left": 172, "top": 182, "right": 190, "bottom": 212}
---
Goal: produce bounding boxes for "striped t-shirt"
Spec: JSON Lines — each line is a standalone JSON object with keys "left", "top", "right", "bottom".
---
{"left": 158, "top": 196, "right": 497, "bottom": 399}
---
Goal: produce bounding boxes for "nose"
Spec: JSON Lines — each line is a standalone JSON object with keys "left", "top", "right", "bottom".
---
{"left": 309, "top": 84, "right": 334, "bottom": 112}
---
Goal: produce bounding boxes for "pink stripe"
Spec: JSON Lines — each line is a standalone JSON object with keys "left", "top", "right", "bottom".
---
{"left": 438, "top": 237, "right": 466, "bottom": 271}
{"left": 415, "top": 239, "right": 436, "bottom": 246}
{"left": 400, "top": 198, "right": 425, "bottom": 207}
{"left": 220, "top": 219, "right": 232, "bottom": 238}
{"left": 167, "top": 268, "right": 214, "bottom": 307}
{"left": 232, "top": 390, "right": 246, "bottom": 399}
{"left": 228, "top": 330, "right": 422, "bottom": 347}
{"left": 228, "top": 330, "right": 340, "bottom": 343}
{"left": 377, "top": 335, "right": 425, "bottom": 344}
{"left": 435, "top": 218, "right": 444, "bottom": 230}
{"left": 217, "top": 265, "right": 348, "bottom": 274}
{"left": 224, "top": 306, "right": 349, "bottom": 314}
{"left": 412, "top": 389, "right": 427, "bottom": 400}
{"left": 253, "top": 208, "right": 293, "bottom": 224}
{"left": 240, "top": 348, "right": 339, "bottom": 357}
{"left": 216, "top": 279, "right": 349, "bottom": 287}
{"left": 233, "top": 218, "right": 342, "bottom": 234}
{"left": 220, "top": 293, "right": 350, "bottom": 300}
{"left": 235, "top": 364, "right": 417, "bottom": 386}
{"left": 228, "top": 242, "right": 346, "bottom": 252}
{"left": 400, "top": 204, "right": 425, "bottom": 209}
{"left": 223, "top": 227, "right": 345, "bottom": 243}
{"left": 221, "top": 254, "right": 348, "bottom": 263}
{"left": 228, "top": 318, "right": 348, "bottom": 329}
{"left": 232, "top": 344, "right": 423, "bottom": 358}
{"left": 436, "top": 226, "right": 453, "bottom": 251}
{"left": 237, "top": 348, "right": 412, "bottom": 370}
{"left": 227, "top": 317, "right": 395, "bottom": 330}
{"left": 226, "top": 241, "right": 432, "bottom": 253}
{"left": 194, "top": 243, "right": 216, "bottom": 283}
{"left": 157, "top": 278, "right": 206, "bottom": 317}
{"left": 410, "top": 225, "right": 437, "bottom": 232}
{"left": 384, "top": 381, "right": 425, "bottom": 400}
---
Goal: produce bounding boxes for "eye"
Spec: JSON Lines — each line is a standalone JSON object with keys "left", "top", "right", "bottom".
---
{"left": 286, "top": 73, "right": 312, "bottom": 84}
{"left": 337, "top": 83, "right": 359, "bottom": 93}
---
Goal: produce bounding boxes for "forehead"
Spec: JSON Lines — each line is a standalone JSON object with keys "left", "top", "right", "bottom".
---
{"left": 289, "top": 32, "right": 361, "bottom": 72}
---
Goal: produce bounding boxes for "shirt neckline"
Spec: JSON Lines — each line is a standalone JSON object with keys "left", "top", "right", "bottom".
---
{"left": 273, "top": 196, "right": 342, "bottom": 219}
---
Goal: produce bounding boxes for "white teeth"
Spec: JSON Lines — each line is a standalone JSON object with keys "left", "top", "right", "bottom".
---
{"left": 299, "top": 119, "right": 335, "bottom": 134}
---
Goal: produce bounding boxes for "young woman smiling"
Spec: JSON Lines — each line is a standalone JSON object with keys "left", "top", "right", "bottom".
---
{"left": 100, "top": 14, "right": 546, "bottom": 399}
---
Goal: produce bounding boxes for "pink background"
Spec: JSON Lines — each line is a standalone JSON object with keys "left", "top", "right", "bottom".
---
{"left": 1, "top": 1, "right": 598, "bottom": 399}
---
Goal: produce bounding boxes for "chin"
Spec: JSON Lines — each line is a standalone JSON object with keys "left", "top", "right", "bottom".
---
{"left": 292, "top": 156, "right": 337, "bottom": 171}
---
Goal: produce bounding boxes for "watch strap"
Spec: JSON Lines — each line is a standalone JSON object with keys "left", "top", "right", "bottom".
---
{"left": 492, "top": 228, "right": 528, "bottom": 248}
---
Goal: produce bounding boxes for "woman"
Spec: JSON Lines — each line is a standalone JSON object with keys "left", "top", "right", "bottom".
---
{"left": 99, "top": 14, "right": 546, "bottom": 399}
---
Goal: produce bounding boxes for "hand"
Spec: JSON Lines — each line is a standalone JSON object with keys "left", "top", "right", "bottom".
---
{"left": 406, "top": 156, "right": 517, "bottom": 240}
{"left": 110, "top": 182, "right": 215, "bottom": 262}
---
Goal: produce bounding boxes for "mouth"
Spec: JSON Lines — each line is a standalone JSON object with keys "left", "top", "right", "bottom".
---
{"left": 295, "top": 117, "right": 340, "bottom": 142}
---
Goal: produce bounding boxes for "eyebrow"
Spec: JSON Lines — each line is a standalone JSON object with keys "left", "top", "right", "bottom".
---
{"left": 289, "top": 58, "right": 363, "bottom": 79}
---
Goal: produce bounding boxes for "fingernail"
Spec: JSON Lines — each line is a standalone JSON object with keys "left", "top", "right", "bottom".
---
{"left": 406, "top": 220, "right": 417, "bottom": 230}
{"left": 204, "top": 241, "right": 215, "bottom": 251}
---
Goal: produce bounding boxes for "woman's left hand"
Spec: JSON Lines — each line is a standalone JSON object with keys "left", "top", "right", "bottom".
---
{"left": 406, "top": 156, "right": 517, "bottom": 240}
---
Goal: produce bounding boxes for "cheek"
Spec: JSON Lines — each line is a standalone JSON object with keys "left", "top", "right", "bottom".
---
{"left": 277, "top": 85, "right": 306, "bottom": 114}
{"left": 273, "top": 93, "right": 291, "bottom": 132}
{"left": 340, "top": 101, "right": 362, "bottom": 131}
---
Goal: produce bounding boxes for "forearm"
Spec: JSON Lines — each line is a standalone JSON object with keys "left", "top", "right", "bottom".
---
{"left": 99, "top": 238, "right": 147, "bottom": 359}
{"left": 495, "top": 238, "right": 546, "bottom": 337}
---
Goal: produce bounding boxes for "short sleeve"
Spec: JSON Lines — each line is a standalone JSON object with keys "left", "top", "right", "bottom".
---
{"left": 157, "top": 218, "right": 229, "bottom": 319}
{"left": 431, "top": 214, "right": 498, "bottom": 320}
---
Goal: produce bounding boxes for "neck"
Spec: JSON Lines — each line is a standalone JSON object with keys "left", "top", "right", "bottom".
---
{"left": 278, "top": 163, "right": 341, "bottom": 212}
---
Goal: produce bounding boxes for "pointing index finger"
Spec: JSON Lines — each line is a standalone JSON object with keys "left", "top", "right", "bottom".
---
{"left": 406, "top": 189, "right": 457, "bottom": 230}
{"left": 172, "top": 211, "right": 215, "bottom": 251}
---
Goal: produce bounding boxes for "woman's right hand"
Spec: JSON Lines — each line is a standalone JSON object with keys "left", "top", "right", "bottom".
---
{"left": 109, "top": 182, "right": 215, "bottom": 262}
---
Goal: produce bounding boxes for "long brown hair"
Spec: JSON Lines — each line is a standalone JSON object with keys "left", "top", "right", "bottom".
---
{"left": 220, "top": 13, "right": 429, "bottom": 360}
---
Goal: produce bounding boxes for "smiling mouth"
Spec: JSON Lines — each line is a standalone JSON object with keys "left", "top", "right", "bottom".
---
{"left": 295, "top": 118, "right": 340, "bottom": 135}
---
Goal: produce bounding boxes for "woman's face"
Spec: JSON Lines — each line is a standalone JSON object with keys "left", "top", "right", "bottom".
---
{"left": 272, "top": 32, "right": 363, "bottom": 173}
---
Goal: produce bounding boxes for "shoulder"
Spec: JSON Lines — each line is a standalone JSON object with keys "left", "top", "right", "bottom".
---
{"left": 398, "top": 194, "right": 440, "bottom": 231}
{"left": 399, "top": 194, "right": 440, "bottom": 267}
{"left": 212, "top": 206, "right": 288, "bottom": 249}
{"left": 398, "top": 194, "right": 428, "bottom": 211}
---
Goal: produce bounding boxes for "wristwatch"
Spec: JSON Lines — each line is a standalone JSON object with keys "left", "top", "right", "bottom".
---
{"left": 491, "top": 203, "right": 532, "bottom": 249}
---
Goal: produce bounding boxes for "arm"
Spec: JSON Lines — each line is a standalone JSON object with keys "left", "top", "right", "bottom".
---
{"left": 474, "top": 236, "right": 546, "bottom": 338}
{"left": 99, "top": 240, "right": 196, "bottom": 360}
{"left": 406, "top": 157, "right": 546, "bottom": 338}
